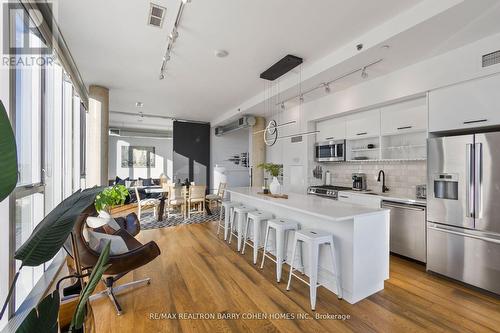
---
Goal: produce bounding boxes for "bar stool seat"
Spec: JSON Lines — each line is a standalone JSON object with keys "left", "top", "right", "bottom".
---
{"left": 229, "top": 205, "right": 256, "bottom": 251}
{"left": 241, "top": 210, "right": 274, "bottom": 264}
{"left": 218, "top": 201, "right": 241, "bottom": 241}
{"left": 286, "top": 228, "right": 342, "bottom": 311}
{"left": 260, "top": 218, "right": 299, "bottom": 283}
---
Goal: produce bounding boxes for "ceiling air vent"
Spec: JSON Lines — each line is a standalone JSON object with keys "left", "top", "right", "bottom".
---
{"left": 148, "top": 3, "right": 166, "bottom": 28}
{"left": 482, "top": 50, "right": 500, "bottom": 68}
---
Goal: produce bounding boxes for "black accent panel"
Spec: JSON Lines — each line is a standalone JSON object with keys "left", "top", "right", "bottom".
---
{"left": 173, "top": 121, "right": 210, "bottom": 190}
{"left": 260, "top": 54, "right": 303, "bottom": 81}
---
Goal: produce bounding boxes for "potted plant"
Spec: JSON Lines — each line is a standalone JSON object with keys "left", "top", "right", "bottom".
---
{"left": 0, "top": 100, "right": 109, "bottom": 333}
{"left": 94, "top": 184, "right": 129, "bottom": 213}
{"left": 257, "top": 163, "right": 282, "bottom": 194}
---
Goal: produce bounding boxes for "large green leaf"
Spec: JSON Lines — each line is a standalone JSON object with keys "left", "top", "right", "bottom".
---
{"left": 16, "top": 290, "right": 60, "bottom": 333}
{"left": 15, "top": 186, "right": 104, "bottom": 267}
{"left": 0, "top": 100, "right": 18, "bottom": 202}
{"left": 71, "top": 241, "right": 111, "bottom": 330}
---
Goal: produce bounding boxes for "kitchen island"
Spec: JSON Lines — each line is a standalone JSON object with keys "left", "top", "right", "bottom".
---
{"left": 227, "top": 187, "right": 390, "bottom": 304}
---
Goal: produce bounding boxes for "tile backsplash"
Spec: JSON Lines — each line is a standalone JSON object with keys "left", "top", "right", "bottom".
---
{"left": 309, "top": 160, "right": 427, "bottom": 198}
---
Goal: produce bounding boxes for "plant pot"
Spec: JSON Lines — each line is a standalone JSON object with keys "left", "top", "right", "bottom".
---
{"left": 269, "top": 177, "right": 281, "bottom": 195}
{"left": 60, "top": 303, "right": 95, "bottom": 333}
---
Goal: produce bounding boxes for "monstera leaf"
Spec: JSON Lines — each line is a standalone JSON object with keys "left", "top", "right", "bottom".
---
{"left": 16, "top": 290, "right": 60, "bottom": 333}
{"left": 71, "top": 240, "right": 111, "bottom": 330}
{"left": 15, "top": 186, "right": 104, "bottom": 267}
{"left": 0, "top": 100, "right": 18, "bottom": 202}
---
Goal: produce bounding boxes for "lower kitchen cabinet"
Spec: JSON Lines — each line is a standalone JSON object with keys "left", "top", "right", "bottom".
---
{"left": 337, "top": 191, "right": 381, "bottom": 208}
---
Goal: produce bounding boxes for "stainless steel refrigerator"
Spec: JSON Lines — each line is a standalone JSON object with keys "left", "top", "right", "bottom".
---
{"left": 427, "top": 132, "right": 500, "bottom": 294}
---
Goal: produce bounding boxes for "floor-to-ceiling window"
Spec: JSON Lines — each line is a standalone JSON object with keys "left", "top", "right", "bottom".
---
{"left": 7, "top": 4, "right": 86, "bottom": 316}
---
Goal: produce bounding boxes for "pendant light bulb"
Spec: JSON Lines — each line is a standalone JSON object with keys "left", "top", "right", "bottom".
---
{"left": 361, "top": 67, "right": 368, "bottom": 79}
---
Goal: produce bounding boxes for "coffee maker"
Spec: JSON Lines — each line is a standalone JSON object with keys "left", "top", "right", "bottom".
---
{"left": 352, "top": 173, "right": 367, "bottom": 191}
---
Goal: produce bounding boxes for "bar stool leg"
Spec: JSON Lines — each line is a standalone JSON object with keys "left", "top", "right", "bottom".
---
{"left": 224, "top": 206, "right": 232, "bottom": 241}
{"left": 237, "top": 213, "right": 245, "bottom": 252}
{"left": 217, "top": 205, "right": 224, "bottom": 235}
{"left": 228, "top": 210, "right": 237, "bottom": 244}
{"left": 329, "top": 240, "right": 343, "bottom": 300}
{"left": 252, "top": 218, "right": 261, "bottom": 264}
{"left": 286, "top": 238, "right": 298, "bottom": 291}
{"left": 260, "top": 225, "right": 270, "bottom": 269}
{"left": 275, "top": 228, "right": 285, "bottom": 283}
{"left": 299, "top": 240, "right": 305, "bottom": 274}
{"left": 241, "top": 216, "right": 251, "bottom": 254}
{"left": 309, "top": 243, "right": 320, "bottom": 311}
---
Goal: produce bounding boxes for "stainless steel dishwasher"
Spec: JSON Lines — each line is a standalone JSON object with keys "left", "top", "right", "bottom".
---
{"left": 381, "top": 201, "right": 427, "bottom": 262}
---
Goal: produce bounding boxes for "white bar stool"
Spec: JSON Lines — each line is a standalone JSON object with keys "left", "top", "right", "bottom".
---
{"left": 286, "top": 229, "right": 342, "bottom": 311}
{"left": 260, "top": 218, "right": 298, "bottom": 283}
{"left": 218, "top": 201, "right": 241, "bottom": 241}
{"left": 241, "top": 210, "right": 274, "bottom": 264}
{"left": 229, "top": 205, "right": 256, "bottom": 251}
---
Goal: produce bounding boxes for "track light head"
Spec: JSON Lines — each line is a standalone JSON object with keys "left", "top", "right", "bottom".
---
{"left": 361, "top": 67, "right": 368, "bottom": 79}
{"left": 159, "top": 73, "right": 165, "bottom": 80}
{"left": 299, "top": 95, "right": 304, "bottom": 103}
{"left": 280, "top": 102, "right": 285, "bottom": 110}
{"left": 324, "top": 83, "right": 331, "bottom": 93}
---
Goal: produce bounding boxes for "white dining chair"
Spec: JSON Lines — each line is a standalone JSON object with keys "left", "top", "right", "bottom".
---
{"left": 134, "top": 187, "right": 160, "bottom": 221}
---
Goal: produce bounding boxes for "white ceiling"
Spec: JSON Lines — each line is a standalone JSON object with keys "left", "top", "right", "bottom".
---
{"left": 55, "top": 0, "right": 423, "bottom": 123}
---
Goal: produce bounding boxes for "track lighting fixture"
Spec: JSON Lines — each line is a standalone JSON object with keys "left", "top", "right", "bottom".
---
{"left": 275, "top": 59, "right": 382, "bottom": 107}
{"left": 361, "top": 66, "right": 368, "bottom": 79}
{"left": 280, "top": 102, "right": 285, "bottom": 110}
{"left": 158, "top": 0, "right": 190, "bottom": 79}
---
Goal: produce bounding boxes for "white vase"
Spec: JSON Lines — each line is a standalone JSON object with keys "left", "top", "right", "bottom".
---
{"left": 269, "top": 176, "right": 281, "bottom": 195}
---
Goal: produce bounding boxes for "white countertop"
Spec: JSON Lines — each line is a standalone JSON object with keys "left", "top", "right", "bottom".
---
{"left": 227, "top": 187, "right": 387, "bottom": 222}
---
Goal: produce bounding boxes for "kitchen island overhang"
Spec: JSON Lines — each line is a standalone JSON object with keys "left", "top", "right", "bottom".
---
{"left": 227, "top": 187, "right": 390, "bottom": 304}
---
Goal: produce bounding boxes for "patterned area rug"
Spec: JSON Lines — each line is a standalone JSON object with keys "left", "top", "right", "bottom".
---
{"left": 139, "top": 207, "right": 222, "bottom": 230}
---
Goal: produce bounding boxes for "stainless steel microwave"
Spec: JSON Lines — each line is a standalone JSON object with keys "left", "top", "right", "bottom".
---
{"left": 315, "top": 140, "right": 346, "bottom": 162}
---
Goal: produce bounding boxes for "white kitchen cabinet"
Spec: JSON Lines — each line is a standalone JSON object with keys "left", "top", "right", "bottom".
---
{"left": 316, "top": 117, "right": 346, "bottom": 142}
{"left": 337, "top": 191, "right": 381, "bottom": 208}
{"left": 346, "top": 110, "right": 380, "bottom": 140}
{"left": 429, "top": 74, "right": 500, "bottom": 132}
{"left": 381, "top": 97, "right": 427, "bottom": 135}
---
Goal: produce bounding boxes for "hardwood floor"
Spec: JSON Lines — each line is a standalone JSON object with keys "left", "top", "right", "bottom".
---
{"left": 92, "top": 221, "right": 500, "bottom": 333}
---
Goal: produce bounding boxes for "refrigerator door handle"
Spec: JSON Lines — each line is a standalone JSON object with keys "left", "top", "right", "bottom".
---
{"left": 475, "top": 142, "right": 482, "bottom": 219}
{"left": 428, "top": 224, "right": 500, "bottom": 245}
{"left": 466, "top": 144, "right": 474, "bottom": 218}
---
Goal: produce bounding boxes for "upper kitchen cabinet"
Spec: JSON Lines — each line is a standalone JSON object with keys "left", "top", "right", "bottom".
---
{"left": 346, "top": 110, "right": 381, "bottom": 140}
{"left": 316, "top": 117, "right": 346, "bottom": 142}
{"left": 381, "top": 97, "right": 427, "bottom": 135}
{"left": 429, "top": 74, "right": 500, "bottom": 132}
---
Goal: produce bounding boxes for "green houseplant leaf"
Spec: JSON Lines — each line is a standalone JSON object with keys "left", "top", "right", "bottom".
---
{"left": 94, "top": 184, "right": 129, "bottom": 212}
{"left": 70, "top": 240, "right": 111, "bottom": 331}
{"left": 257, "top": 163, "right": 281, "bottom": 177}
{"left": 14, "top": 186, "right": 104, "bottom": 267}
{"left": 16, "top": 290, "right": 60, "bottom": 333}
{"left": 0, "top": 100, "right": 18, "bottom": 202}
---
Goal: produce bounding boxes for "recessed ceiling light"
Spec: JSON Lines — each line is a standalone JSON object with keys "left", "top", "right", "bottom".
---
{"left": 136, "top": 102, "right": 144, "bottom": 108}
{"left": 215, "top": 50, "right": 229, "bottom": 58}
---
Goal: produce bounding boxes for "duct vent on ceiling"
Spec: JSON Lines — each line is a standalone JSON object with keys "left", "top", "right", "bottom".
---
{"left": 482, "top": 50, "right": 500, "bottom": 68}
{"left": 148, "top": 3, "right": 166, "bottom": 28}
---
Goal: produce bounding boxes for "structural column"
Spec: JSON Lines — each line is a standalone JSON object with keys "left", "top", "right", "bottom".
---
{"left": 86, "top": 85, "right": 109, "bottom": 187}
{"left": 251, "top": 117, "right": 266, "bottom": 187}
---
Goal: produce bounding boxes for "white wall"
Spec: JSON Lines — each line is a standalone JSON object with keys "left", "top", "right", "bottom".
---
{"left": 305, "top": 32, "right": 500, "bottom": 123}
{"left": 108, "top": 136, "right": 173, "bottom": 181}
{"left": 210, "top": 127, "right": 250, "bottom": 191}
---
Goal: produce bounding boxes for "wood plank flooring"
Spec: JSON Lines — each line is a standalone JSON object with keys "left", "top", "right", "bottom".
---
{"left": 92, "top": 221, "right": 500, "bottom": 333}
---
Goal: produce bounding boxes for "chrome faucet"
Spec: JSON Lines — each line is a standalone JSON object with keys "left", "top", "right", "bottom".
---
{"left": 377, "top": 170, "right": 389, "bottom": 193}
